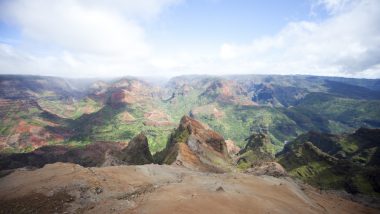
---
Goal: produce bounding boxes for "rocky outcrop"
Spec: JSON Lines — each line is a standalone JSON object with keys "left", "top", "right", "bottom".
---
{"left": 154, "top": 116, "right": 231, "bottom": 172}
{"left": 117, "top": 133, "right": 154, "bottom": 165}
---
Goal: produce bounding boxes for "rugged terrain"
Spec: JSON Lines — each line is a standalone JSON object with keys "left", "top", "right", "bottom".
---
{"left": 1, "top": 74, "right": 380, "bottom": 153}
{"left": 277, "top": 128, "right": 380, "bottom": 196}
{"left": 0, "top": 74, "right": 380, "bottom": 213}
{"left": 0, "top": 115, "right": 379, "bottom": 213}
{"left": 0, "top": 162, "right": 378, "bottom": 214}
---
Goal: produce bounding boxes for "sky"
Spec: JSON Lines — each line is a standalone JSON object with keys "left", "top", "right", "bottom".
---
{"left": 0, "top": 0, "right": 379, "bottom": 78}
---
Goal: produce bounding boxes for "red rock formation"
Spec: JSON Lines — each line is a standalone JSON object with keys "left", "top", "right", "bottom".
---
{"left": 155, "top": 116, "right": 231, "bottom": 172}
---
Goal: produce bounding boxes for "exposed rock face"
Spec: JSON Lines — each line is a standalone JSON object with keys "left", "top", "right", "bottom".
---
{"left": 118, "top": 133, "right": 154, "bottom": 165}
{"left": 155, "top": 116, "right": 231, "bottom": 172}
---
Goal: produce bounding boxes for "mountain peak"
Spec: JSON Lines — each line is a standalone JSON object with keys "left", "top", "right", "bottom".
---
{"left": 155, "top": 116, "right": 231, "bottom": 172}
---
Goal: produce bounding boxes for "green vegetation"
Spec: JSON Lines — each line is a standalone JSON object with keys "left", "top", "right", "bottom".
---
{"left": 18, "top": 76, "right": 379, "bottom": 157}
{"left": 37, "top": 98, "right": 102, "bottom": 119}
{"left": 161, "top": 89, "right": 206, "bottom": 121}
{"left": 277, "top": 129, "right": 380, "bottom": 196}
{"left": 172, "top": 128, "right": 190, "bottom": 143}
{"left": 297, "top": 93, "right": 380, "bottom": 131}
{"left": 63, "top": 102, "right": 177, "bottom": 153}
{"left": 193, "top": 104, "right": 298, "bottom": 149}
{"left": 1, "top": 75, "right": 380, "bottom": 177}
{"left": 237, "top": 161, "right": 251, "bottom": 171}
{"left": 1, "top": 75, "right": 380, "bottom": 198}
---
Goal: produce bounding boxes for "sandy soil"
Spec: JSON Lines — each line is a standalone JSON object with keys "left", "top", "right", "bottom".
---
{"left": 0, "top": 162, "right": 378, "bottom": 214}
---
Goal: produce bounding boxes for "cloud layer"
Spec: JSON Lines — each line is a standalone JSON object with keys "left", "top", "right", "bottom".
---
{"left": 0, "top": 0, "right": 379, "bottom": 78}
{"left": 0, "top": 0, "right": 181, "bottom": 77}
{"left": 217, "top": 0, "right": 380, "bottom": 78}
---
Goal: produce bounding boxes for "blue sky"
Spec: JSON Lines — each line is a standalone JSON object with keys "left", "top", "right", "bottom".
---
{"left": 148, "top": 0, "right": 313, "bottom": 42}
{"left": 0, "top": 0, "right": 379, "bottom": 78}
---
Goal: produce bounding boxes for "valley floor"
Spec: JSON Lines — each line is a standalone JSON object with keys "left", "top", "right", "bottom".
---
{"left": 0, "top": 163, "right": 378, "bottom": 214}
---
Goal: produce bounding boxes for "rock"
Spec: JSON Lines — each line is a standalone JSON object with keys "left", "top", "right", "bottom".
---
{"left": 95, "top": 187, "right": 103, "bottom": 194}
{"left": 154, "top": 116, "right": 231, "bottom": 172}
{"left": 118, "top": 133, "right": 154, "bottom": 165}
{"left": 245, "top": 162, "right": 287, "bottom": 177}
{"left": 216, "top": 186, "right": 225, "bottom": 192}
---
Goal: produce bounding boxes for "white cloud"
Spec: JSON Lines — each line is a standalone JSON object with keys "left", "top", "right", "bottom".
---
{"left": 0, "top": 0, "right": 180, "bottom": 77}
{"left": 0, "top": 0, "right": 153, "bottom": 56}
{"left": 138, "top": 0, "right": 380, "bottom": 78}
{"left": 0, "top": 0, "right": 379, "bottom": 78}
{"left": 215, "top": 0, "right": 380, "bottom": 78}
{"left": 133, "top": 0, "right": 377, "bottom": 79}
